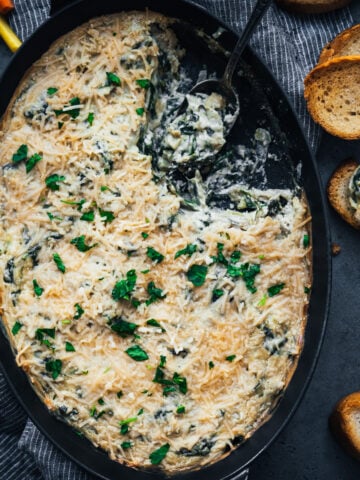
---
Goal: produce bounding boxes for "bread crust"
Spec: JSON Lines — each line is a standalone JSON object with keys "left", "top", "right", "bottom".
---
{"left": 327, "top": 158, "right": 360, "bottom": 229}
{"left": 276, "top": 0, "right": 351, "bottom": 14}
{"left": 304, "top": 56, "right": 360, "bottom": 140}
{"left": 329, "top": 392, "right": 360, "bottom": 461}
{"left": 319, "top": 24, "right": 360, "bottom": 64}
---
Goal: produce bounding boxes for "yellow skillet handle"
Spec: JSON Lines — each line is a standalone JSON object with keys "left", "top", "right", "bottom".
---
{"left": 0, "top": 15, "right": 21, "bottom": 52}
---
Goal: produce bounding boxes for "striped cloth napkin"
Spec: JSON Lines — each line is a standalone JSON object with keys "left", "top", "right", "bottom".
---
{"left": 1, "top": 1, "right": 353, "bottom": 479}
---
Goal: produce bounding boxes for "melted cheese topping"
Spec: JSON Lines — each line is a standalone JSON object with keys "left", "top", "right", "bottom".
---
{"left": 0, "top": 11, "right": 311, "bottom": 473}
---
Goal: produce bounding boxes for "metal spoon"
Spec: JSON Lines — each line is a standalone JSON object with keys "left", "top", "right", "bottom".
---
{"left": 179, "top": 0, "right": 272, "bottom": 135}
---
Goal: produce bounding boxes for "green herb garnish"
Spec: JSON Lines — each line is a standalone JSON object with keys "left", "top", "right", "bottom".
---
{"left": 145, "top": 281, "right": 166, "bottom": 305}
{"left": 187, "top": 264, "right": 208, "bottom": 287}
{"left": 47, "top": 212, "right": 62, "bottom": 221}
{"left": 212, "top": 289, "right": 224, "bottom": 302}
{"left": 226, "top": 355, "right": 236, "bottom": 362}
{"left": 125, "top": 345, "right": 149, "bottom": 361}
{"left": 146, "top": 246, "right": 164, "bottom": 263}
{"left": 12, "top": 144, "right": 28, "bottom": 164}
{"left": 176, "top": 405, "right": 185, "bottom": 414}
{"left": 146, "top": 319, "right": 165, "bottom": 332}
{"left": 136, "top": 107, "right": 145, "bottom": 116}
{"left": 33, "top": 279, "right": 44, "bottom": 297}
{"left": 149, "top": 444, "right": 170, "bottom": 465}
{"left": 53, "top": 253, "right": 65, "bottom": 273}
{"left": 70, "top": 235, "right": 97, "bottom": 252}
{"left": 267, "top": 283, "right": 285, "bottom": 297}
{"left": 303, "top": 234, "right": 310, "bottom": 248}
{"left": 173, "top": 372, "right": 187, "bottom": 394}
{"left": 117, "top": 391, "right": 123, "bottom": 398}
{"left": 106, "top": 72, "right": 121, "bottom": 86}
{"left": 141, "top": 232, "right": 149, "bottom": 239}
{"left": 99, "top": 208, "right": 115, "bottom": 224}
{"left": 258, "top": 294, "right": 267, "bottom": 307}
{"left": 26, "top": 153, "right": 42, "bottom": 173}
{"left": 136, "top": 79, "right": 151, "bottom": 89}
{"left": 65, "top": 341, "right": 75, "bottom": 352}
{"left": 80, "top": 210, "right": 95, "bottom": 222}
{"left": 61, "top": 198, "right": 85, "bottom": 210}
{"left": 212, "top": 243, "right": 228, "bottom": 265}
{"left": 209, "top": 361, "right": 214, "bottom": 369}
{"left": 74, "top": 303, "right": 84, "bottom": 319}
{"left": 174, "top": 243, "right": 197, "bottom": 259}
{"left": 304, "top": 286, "right": 311, "bottom": 294}
{"left": 12, "top": 321, "right": 23, "bottom": 335}
{"left": 112, "top": 269, "right": 137, "bottom": 301}
{"left": 45, "top": 358, "right": 62, "bottom": 379}
{"left": 46, "top": 174, "right": 65, "bottom": 191}
{"left": 121, "top": 441, "right": 132, "bottom": 449}
{"left": 227, "top": 263, "right": 260, "bottom": 293}
{"left": 87, "top": 112, "right": 94, "bottom": 126}
{"left": 110, "top": 318, "right": 137, "bottom": 338}
{"left": 47, "top": 87, "right": 58, "bottom": 96}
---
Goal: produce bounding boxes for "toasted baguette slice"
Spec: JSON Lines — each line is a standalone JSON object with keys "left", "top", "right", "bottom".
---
{"left": 319, "top": 24, "right": 360, "bottom": 64}
{"left": 329, "top": 392, "right": 360, "bottom": 461}
{"left": 304, "top": 57, "right": 360, "bottom": 140}
{"left": 327, "top": 158, "right": 360, "bottom": 229}
{"left": 276, "top": 0, "right": 351, "bottom": 14}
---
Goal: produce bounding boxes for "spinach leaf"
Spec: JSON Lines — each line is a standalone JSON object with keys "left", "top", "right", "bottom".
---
{"left": 125, "top": 345, "right": 148, "bottom": 361}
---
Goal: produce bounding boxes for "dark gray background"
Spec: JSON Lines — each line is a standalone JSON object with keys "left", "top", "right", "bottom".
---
{"left": 1, "top": 3, "right": 360, "bottom": 479}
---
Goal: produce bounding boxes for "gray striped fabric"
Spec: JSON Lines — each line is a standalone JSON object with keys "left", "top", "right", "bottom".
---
{"left": 1, "top": 1, "right": 353, "bottom": 479}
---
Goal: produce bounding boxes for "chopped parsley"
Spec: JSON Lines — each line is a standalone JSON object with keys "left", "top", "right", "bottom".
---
{"left": 212, "top": 243, "right": 228, "bottom": 265}
{"left": 98, "top": 398, "right": 105, "bottom": 405}
{"left": 26, "top": 153, "right": 42, "bottom": 173}
{"left": 35, "top": 328, "right": 55, "bottom": 349}
{"left": 110, "top": 317, "right": 137, "bottom": 338}
{"left": 55, "top": 97, "right": 81, "bottom": 119}
{"left": 99, "top": 208, "right": 115, "bottom": 224}
{"left": 61, "top": 198, "right": 85, "bottom": 210}
{"left": 87, "top": 112, "right": 94, "bottom": 126}
{"left": 145, "top": 281, "right": 166, "bottom": 305}
{"left": 174, "top": 243, "right": 197, "bottom": 259}
{"left": 58, "top": 122, "right": 63, "bottom": 129}
{"left": 116, "top": 391, "right": 123, "bottom": 398}
{"left": 45, "top": 358, "right": 62, "bottom": 379}
{"left": 209, "top": 361, "right": 214, "bottom": 369}
{"left": 212, "top": 289, "right": 224, "bottom": 302}
{"left": 226, "top": 355, "right": 236, "bottom": 362}
{"left": 12, "top": 144, "right": 28, "bottom": 164}
{"left": 303, "top": 234, "right": 310, "bottom": 248}
{"left": 47, "top": 87, "right": 58, "bottom": 96}
{"left": 227, "top": 263, "right": 260, "bottom": 293}
{"left": 304, "top": 286, "right": 311, "bottom": 294}
{"left": 146, "top": 318, "right": 165, "bottom": 332}
{"left": 136, "top": 79, "right": 151, "bottom": 89}
{"left": 146, "top": 246, "right": 164, "bottom": 263}
{"left": 258, "top": 294, "right": 267, "bottom": 307}
{"left": 136, "top": 107, "right": 145, "bottom": 116}
{"left": 74, "top": 303, "right": 84, "bottom": 320}
{"left": 159, "top": 355, "right": 167, "bottom": 368}
{"left": 141, "top": 232, "right": 149, "bottom": 239}
{"left": 33, "top": 279, "right": 44, "bottom": 297}
{"left": 65, "top": 341, "right": 75, "bottom": 352}
{"left": 90, "top": 407, "right": 106, "bottom": 420}
{"left": 230, "top": 250, "right": 242, "bottom": 263}
{"left": 106, "top": 72, "right": 121, "bottom": 86}
{"left": 47, "top": 212, "right": 62, "bottom": 221}
{"left": 187, "top": 264, "right": 208, "bottom": 287}
{"left": 70, "top": 235, "right": 98, "bottom": 252}
{"left": 149, "top": 443, "right": 170, "bottom": 465}
{"left": 80, "top": 210, "right": 95, "bottom": 222}
{"left": 173, "top": 372, "right": 187, "bottom": 394}
{"left": 125, "top": 345, "right": 149, "bottom": 361}
{"left": 45, "top": 174, "right": 65, "bottom": 191}
{"left": 176, "top": 405, "right": 186, "bottom": 414}
{"left": 267, "top": 283, "right": 285, "bottom": 297}
{"left": 112, "top": 269, "right": 137, "bottom": 301}
{"left": 53, "top": 253, "right": 65, "bottom": 273}
{"left": 11, "top": 321, "right": 23, "bottom": 335}
{"left": 121, "top": 441, "right": 132, "bottom": 449}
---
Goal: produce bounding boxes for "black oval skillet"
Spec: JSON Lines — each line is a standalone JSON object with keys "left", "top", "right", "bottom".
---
{"left": 0, "top": 1, "right": 331, "bottom": 479}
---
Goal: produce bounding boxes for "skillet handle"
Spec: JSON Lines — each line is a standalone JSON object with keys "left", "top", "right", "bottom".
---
{"left": 50, "top": 0, "right": 78, "bottom": 15}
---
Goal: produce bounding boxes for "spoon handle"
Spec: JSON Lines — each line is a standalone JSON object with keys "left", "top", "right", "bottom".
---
{"left": 222, "top": 0, "right": 272, "bottom": 87}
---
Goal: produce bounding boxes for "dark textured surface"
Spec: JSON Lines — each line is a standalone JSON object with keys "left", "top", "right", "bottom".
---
{"left": 0, "top": 4, "right": 360, "bottom": 479}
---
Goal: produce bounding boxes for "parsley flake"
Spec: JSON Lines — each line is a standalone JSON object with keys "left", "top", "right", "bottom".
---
{"left": 303, "top": 234, "right": 310, "bottom": 248}
{"left": 174, "top": 243, "right": 197, "bottom": 259}
{"left": 187, "top": 264, "right": 208, "bottom": 287}
{"left": 267, "top": 283, "right": 285, "bottom": 297}
{"left": 80, "top": 210, "right": 95, "bottom": 222}
{"left": 121, "top": 441, "right": 132, "bottom": 449}
{"left": 65, "top": 341, "right": 75, "bottom": 352}
{"left": 227, "top": 263, "right": 260, "bottom": 293}
{"left": 146, "top": 318, "right": 165, "bottom": 332}
{"left": 45, "top": 358, "right": 62, "bottom": 379}
{"left": 12, "top": 144, "right": 28, "bottom": 164}
{"left": 12, "top": 322, "right": 23, "bottom": 335}
{"left": 136, "top": 79, "right": 151, "bottom": 89}
{"left": 87, "top": 112, "right": 94, "bottom": 126}
{"left": 209, "top": 361, "right": 214, "bottom": 369}
{"left": 99, "top": 208, "right": 115, "bottom": 224}
{"left": 47, "top": 87, "right": 58, "bottom": 96}
{"left": 145, "top": 281, "right": 166, "bottom": 305}
{"left": 149, "top": 444, "right": 170, "bottom": 465}
{"left": 33, "top": 279, "right": 44, "bottom": 297}
{"left": 106, "top": 72, "right": 121, "bottom": 86}
{"left": 212, "top": 289, "right": 224, "bottom": 302}
{"left": 146, "top": 246, "right": 164, "bottom": 263}
{"left": 125, "top": 345, "right": 149, "bottom": 361}
{"left": 53, "top": 253, "right": 65, "bottom": 273}
{"left": 70, "top": 235, "right": 97, "bottom": 252}
{"left": 26, "top": 153, "right": 42, "bottom": 173}
{"left": 112, "top": 270, "right": 137, "bottom": 301}
{"left": 173, "top": 372, "right": 187, "bottom": 394}
{"left": 176, "top": 405, "right": 186, "bottom": 414}
{"left": 46, "top": 174, "right": 65, "bottom": 191}
{"left": 61, "top": 198, "right": 85, "bottom": 210}
{"left": 141, "top": 232, "right": 149, "bottom": 239}
{"left": 226, "top": 355, "right": 236, "bottom": 362}
{"left": 110, "top": 317, "right": 137, "bottom": 338}
{"left": 136, "top": 107, "right": 145, "bottom": 116}
{"left": 74, "top": 303, "right": 84, "bottom": 319}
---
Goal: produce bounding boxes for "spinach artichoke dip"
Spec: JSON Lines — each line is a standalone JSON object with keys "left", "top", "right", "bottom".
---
{"left": 0, "top": 11, "right": 311, "bottom": 473}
